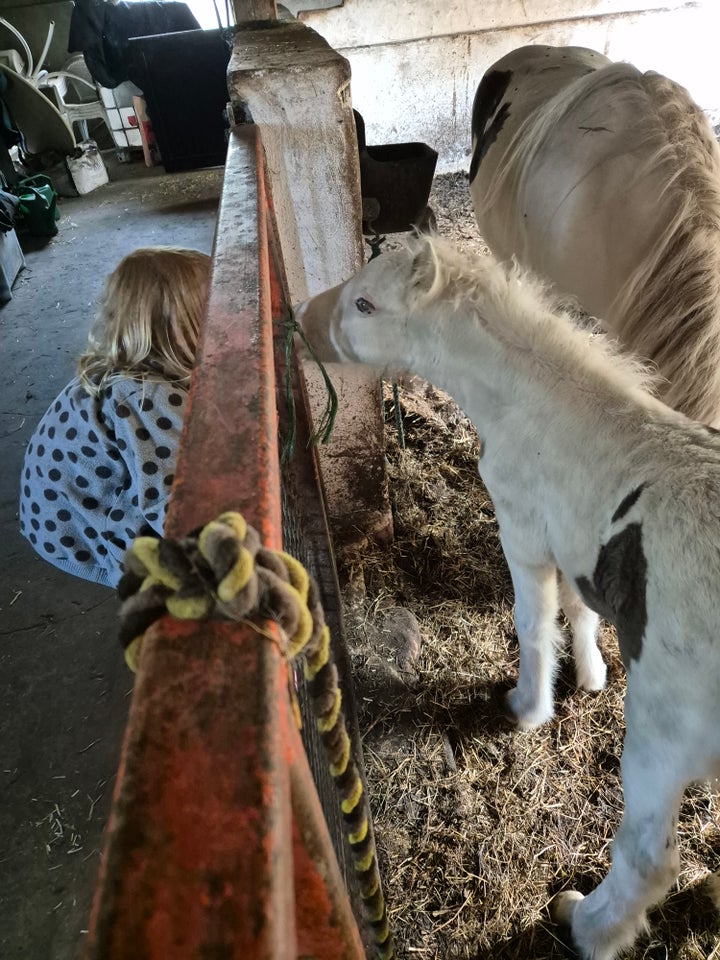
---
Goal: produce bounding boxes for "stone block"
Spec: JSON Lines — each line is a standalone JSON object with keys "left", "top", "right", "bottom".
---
{"left": 228, "top": 21, "right": 389, "bottom": 550}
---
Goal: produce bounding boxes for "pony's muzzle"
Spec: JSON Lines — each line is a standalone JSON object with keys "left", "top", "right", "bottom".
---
{"left": 293, "top": 282, "right": 344, "bottom": 363}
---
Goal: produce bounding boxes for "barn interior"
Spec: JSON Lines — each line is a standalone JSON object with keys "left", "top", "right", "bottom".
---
{"left": 0, "top": 2, "right": 718, "bottom": 960}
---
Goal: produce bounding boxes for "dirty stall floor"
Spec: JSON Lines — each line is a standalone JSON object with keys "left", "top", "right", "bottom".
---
{"left": 0, "top": 159, "right": 222, "bottom": 960}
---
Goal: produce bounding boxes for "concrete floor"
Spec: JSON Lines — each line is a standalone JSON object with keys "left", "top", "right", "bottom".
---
{"left": 0, "top": 155, "right": 223, "bottom": 960}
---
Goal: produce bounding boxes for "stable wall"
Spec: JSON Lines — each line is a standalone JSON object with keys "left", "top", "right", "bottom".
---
{"left": 296, "top": 0, "right": 718, "bottom": 172}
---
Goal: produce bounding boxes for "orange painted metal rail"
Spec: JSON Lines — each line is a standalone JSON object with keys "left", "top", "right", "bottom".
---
{"left": 83, "top": 125, "right": 367, "bottom": 960}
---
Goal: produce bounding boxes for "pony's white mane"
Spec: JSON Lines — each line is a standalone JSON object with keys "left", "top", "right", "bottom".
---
{"left": 408, "top": 234, "right": 659, "bottom": 402}
{"left": 479, "top": 60, "right": 720, "bottom": 422}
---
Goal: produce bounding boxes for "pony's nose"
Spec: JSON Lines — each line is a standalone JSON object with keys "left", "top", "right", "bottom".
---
{"left": 293, "top": 282, "right": 342, "bottom": 330}
{"left": 291, "top": 283, "right": 345, "bottom": 362}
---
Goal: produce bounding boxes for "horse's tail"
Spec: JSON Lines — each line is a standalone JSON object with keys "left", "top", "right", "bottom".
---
{"left": 607, "top": 71, "right": 720, "bottom": 424}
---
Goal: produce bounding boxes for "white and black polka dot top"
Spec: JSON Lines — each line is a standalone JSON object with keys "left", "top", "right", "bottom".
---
{"left": 19, "top": 376, "right": 187, "bottom": 588}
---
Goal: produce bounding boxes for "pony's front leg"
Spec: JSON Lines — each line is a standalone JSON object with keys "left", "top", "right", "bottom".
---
{"left": 504, "top": 560, "right": 561, "bottom": 729}
{"left": 558, "top": 575, "right": 606, "bottom": 692}
{"left": 552, "top": 722, "right": 684, "bottom": 960}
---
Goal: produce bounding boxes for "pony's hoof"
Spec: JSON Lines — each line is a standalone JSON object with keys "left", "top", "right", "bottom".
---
{"left": 505, "top": 687, "right": 553, "bottom": 730}
{"left": 551, "top": 890, "right": 585, "bottom": 928}
{"left": 576, "top": 656, "right": 607, "bottom": 692}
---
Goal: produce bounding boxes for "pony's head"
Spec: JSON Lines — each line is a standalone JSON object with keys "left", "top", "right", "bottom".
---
{"left": 294, "top": 235, "right": 482, "bottom": 370}
{"left": 294, "top": 245, "right": 416, "bottom": 368}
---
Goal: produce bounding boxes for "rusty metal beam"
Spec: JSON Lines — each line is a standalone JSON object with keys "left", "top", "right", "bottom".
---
{"left": 170, "top": 125, "right": 281, "bottom": 545}
{"left": 84, "top": 619, "right": 296, "bottom": 960}
{"left": 83, "top": 126, "right": 366, "bottom": 960}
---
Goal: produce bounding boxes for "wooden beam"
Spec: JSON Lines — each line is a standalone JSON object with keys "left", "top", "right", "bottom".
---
{"left": 232, "top": 0, "right": 277, "bottom": 21}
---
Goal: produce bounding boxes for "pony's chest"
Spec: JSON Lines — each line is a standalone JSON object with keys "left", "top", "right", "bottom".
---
{"left": 477, "top": 438, "right": 566, "bottom": 515}
{"left": 477, "top": 449, "right": 561, "bottom": 560}
{"left": 477, "top": 440, "right": 626, "bottom": 576}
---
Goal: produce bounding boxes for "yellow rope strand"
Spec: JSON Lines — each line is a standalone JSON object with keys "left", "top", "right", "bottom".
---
{"left": 117, "top": 511, "right": 395, "bottom": 960}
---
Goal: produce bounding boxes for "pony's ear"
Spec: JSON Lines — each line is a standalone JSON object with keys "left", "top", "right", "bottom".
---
{"left": 410, "top": 238, "right": 436, "bottom": 293}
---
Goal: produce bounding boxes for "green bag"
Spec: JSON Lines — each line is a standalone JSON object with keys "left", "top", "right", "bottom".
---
{"left": 13, "top": 174, "right": 59, "bottom": 237}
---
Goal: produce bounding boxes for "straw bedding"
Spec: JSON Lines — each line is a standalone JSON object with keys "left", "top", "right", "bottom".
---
{"left": 336, "top": 173, "right": 720, "bottom": 959}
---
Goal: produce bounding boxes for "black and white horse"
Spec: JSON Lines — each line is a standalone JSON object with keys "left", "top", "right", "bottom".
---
{"left": 470, "top": 44, "right": 720, "bottom": 425}
{"left": 295, "top": 234, "right": 720, "bottom": 960}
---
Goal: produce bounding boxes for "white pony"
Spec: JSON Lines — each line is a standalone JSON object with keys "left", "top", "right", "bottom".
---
{"left": 470, "top": 44, "right": 720, "bottom": 425}
{"left": 295, "top": 234, "right": 720, "bottom": 960}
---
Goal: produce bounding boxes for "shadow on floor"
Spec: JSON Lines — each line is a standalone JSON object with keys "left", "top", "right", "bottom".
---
{"left": 0, "top": 154, "right": 223, "bottom": 960}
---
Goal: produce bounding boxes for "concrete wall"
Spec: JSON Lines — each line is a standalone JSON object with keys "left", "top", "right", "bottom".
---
{"left": 296, "top": 0, "right": 718, "bottom": 172}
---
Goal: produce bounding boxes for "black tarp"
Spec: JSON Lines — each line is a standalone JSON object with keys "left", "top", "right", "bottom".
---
{"left": 68, "top": 0, "right": 200, "bottom": 89}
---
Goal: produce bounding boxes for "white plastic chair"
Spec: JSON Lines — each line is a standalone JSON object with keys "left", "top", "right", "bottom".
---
{"left": 0, "top": 18, "right": 107, "bottom": 144}
{"left": 40, "top": 68, "right": 110, "bottom": 142}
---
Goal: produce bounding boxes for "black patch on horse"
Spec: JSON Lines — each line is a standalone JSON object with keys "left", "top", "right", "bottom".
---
{"left": 469, "top": 69, "right": 512, "bottom": 183}
{"left": 611, "top": 483, "right": 646, "bottom": 524}
{"left": 576, "top": 522, "right": 647, "bottom": 668}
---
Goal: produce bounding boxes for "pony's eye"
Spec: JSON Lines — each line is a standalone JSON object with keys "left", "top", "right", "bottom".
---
{"left": 355, "top": 297, "right": 375, "bottom": 315}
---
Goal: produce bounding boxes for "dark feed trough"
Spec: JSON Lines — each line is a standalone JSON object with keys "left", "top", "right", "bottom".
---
{"left": 354, "top": 109, "right": 438, "bottom": 235}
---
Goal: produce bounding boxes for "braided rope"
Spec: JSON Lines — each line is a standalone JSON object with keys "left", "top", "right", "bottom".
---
{"left": 117, "top": 511, "right": 395, "bottom": 960}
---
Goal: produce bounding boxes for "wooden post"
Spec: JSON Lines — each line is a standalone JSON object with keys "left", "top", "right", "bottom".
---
{"left": 228, "top": 19, "right": 392, "bottom": 553}
{"left": 232, "top": 0, "right": 277, "bottom": 21}
{"left": 228, "top": 20, "right": 362, "bottom": 302}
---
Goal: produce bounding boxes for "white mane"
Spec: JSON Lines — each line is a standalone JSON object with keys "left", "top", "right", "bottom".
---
{"left": 407, "top": 234, "right": 660, "bottom": 404}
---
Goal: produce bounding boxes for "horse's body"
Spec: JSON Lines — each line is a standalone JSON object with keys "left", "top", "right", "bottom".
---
{"left": 470, "top": 44, "right": 720, "bottom": 424}
{"left": 295, "top": 235, "right": 720, "bottom": 960}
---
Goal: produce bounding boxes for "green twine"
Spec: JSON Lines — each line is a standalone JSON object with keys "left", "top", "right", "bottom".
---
{"left": 282, "top": 306, "right": 339, "bottom": 462}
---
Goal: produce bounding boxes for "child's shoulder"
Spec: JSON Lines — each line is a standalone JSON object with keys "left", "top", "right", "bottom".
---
{"left": 103, "top": 378, "right": 188, "bottom": 411}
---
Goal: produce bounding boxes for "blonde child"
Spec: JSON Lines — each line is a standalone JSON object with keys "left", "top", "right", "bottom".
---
{"left": 19, "top": 246, "right": 211, "bottom": 587}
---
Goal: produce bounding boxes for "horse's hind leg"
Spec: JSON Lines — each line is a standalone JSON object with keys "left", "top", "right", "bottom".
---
{"left": 552, "top": 719, "right": 686, "bottom": 960}
{"left": 504, "top": 559, "right": 561, "bottom": 729}
{"left": 558, "top": 575, "right": 606, "bottom": 691}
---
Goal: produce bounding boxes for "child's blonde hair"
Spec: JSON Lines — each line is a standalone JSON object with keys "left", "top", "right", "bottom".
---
{"left": 77, "top": 246, "right": 211, "bottom": 395}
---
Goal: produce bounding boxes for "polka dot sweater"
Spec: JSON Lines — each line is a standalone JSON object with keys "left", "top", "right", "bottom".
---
{"left": 19, "top": 377, "right": 187, "bottom": 588}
